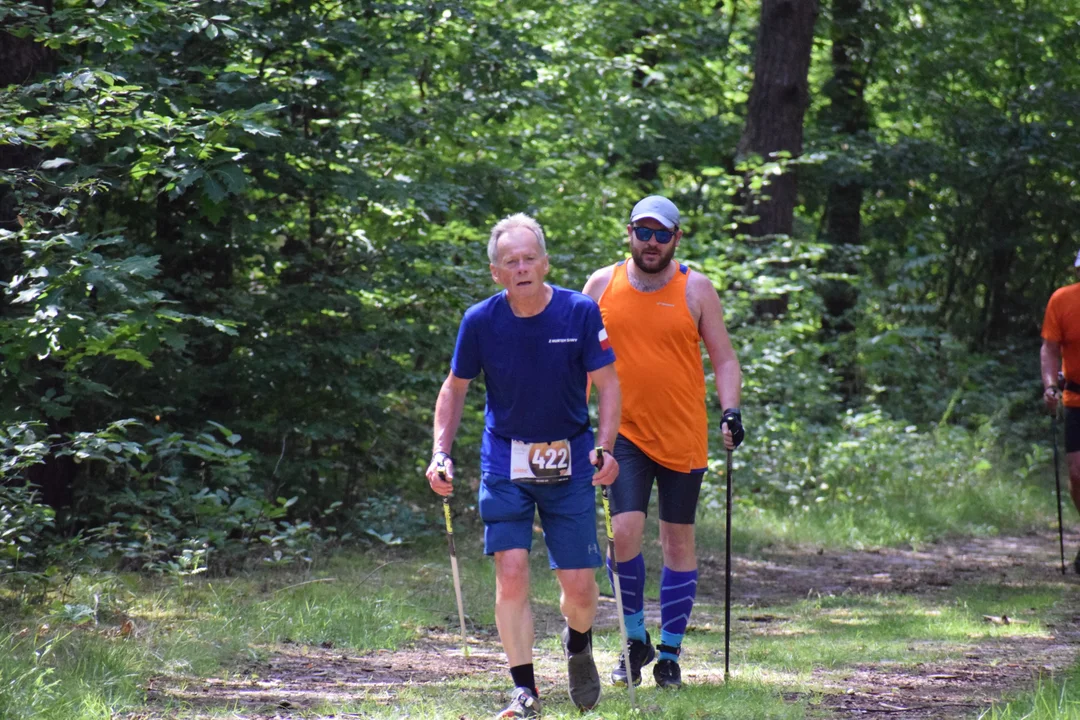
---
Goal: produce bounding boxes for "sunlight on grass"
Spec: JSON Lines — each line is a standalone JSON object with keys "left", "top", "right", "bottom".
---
{"left": 0, "top": 454, "right": 1073, "bottom": 720}
{"left": 0, "top": 550, "right": 498, "bottom": 720}
{"left": 729, "top": 590, "right": 1054, "bottom": 674}
{"left": 696, "top": 426, "right": 1056, "bottom": 552}
{"left": 699, "top": 473, "right": 1054, "bottom": 553}
{"left": 320, "top": 676, "right": 806, "bottom": 720}
{"left": 1, "top": 557, "right": 1073, "bottom": 720}
{"left": 0, "top": 629, "right": 144, "bottom": 720}
{"left": 979, "top": 664, "right": 1080, "bottom": 719}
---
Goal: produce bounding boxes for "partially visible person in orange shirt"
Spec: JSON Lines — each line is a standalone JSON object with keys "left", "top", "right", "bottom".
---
{"left": 583, "top": 195, "right": 742, "bottom": 690}
{"left": 1041, "top": 250, "right": 1080, "bottom": 574}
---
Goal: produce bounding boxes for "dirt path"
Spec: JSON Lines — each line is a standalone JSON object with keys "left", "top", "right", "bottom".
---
{"left": 723, "top": 529, "right": 1080, "bottom": 719}
{"left": 142, "top": 530, "right": 1080, "bottom": 719}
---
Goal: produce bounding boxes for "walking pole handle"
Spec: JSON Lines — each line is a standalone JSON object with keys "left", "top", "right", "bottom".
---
{"left": 595, "top": 447, "right": 614, "bottom": 533}
{"left": 437, "top": 461, "right": 453, "bottom": 534}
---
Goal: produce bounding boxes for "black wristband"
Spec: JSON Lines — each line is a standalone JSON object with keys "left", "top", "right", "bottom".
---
{"left": 432, "top": 451, "right": 453, "bottom": 465}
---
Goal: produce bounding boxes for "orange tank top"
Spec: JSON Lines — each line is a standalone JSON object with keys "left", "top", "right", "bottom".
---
{"left": 1043, "top": 283, "right": 1080, "bottom": 408}
{"left": 598, "top": 261, "right": 708, "bottom": 472}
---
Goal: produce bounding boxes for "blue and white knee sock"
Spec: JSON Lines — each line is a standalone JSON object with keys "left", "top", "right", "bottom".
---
{"left": 607, "top": 553, "right": 646, "bottom": 642}
{"left": 659, "top": 566, "right": 698, "bottom": 661}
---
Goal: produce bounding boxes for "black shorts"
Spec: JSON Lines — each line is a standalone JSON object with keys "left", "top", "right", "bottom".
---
{"left": 1066, "top": 407, "right": 1080, "bottom": 453}
{"left": 608, "top": 435, "right": 705, "bottom": 525}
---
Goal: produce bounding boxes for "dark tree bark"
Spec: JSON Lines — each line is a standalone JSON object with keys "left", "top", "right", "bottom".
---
{"left": 737, "top": 0, "right": 820, "bottom": 237}
{"left": 818, "top": 0, "right": 872, "bottom": 399}
{"left": 821, "top": 0, "right": 870, "bottom": 246}
{"left": 0, "top": 2, "right": 55, "bottom": 87}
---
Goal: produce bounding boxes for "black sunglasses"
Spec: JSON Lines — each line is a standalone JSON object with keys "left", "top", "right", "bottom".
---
{"left": 631, "top": 226, "right": 677, "bottom": 244}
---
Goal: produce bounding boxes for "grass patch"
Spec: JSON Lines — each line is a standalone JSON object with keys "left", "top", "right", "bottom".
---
{"left": 0, "top": 628, "right": 145, "bottom": 720}
{"left": 979, "top": 663, "right": 1080, "bottom": 719}
{"left": 1, "top": 425, "right": 1073, "bottom": 718}
{"left": 0, "top": 548, "right": 495, "bottom": 720}
{"left": 316, "top": 678, "right": 807, "bottom": 719}
{"left": 732, "top": 587, "right": 1056, "bottom": 674}
{"left": 1, "top": 548, "right": 1075, "bottom": 719}
{"left": 698, "top": 420, "right": 1057, "bottom": 551}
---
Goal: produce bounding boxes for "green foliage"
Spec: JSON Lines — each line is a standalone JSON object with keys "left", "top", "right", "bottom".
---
{"left": 1, "top": 0, "right": 1077, "bottom": 565}
{"left": 0, "top": 419, "right": 333, "bottom": 581}
{"left": 701, "top": 407, "right": 1053, "bottom": 551}
{"left": 0, "top": 483, "right": 55, "bottom": 573}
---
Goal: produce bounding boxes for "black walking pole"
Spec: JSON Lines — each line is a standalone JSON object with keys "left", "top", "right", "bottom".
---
{"left": 724, "top": 448, "right": 733, "bottom": 682}
{"left": 1052, "top": 414, "right": 1067, "bottom": 575}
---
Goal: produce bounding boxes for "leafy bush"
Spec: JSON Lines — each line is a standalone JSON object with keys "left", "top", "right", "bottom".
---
{"left": 703, "top": 403, "right": 1052, "bottom": 549}
{"left": 0, "top": 483, "right": 55, "bottom": 574}
{"left": 1, "top": 419, "right": 331, "bottom": 580}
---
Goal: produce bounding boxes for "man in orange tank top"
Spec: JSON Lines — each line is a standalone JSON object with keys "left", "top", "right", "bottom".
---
{"left": 1040, "top": 251, "right": 1080, "bottom": 573}
{"left": 583, "top": 195, "right": 743, "bottom": 689}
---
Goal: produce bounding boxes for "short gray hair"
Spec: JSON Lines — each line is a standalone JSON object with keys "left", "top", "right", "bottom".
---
{"left": 488, "top": 213, "right": 547, "bottom": 264}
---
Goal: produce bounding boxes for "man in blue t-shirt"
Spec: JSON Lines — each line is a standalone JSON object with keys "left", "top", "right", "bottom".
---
{"left": 426, "top": 212, "right": 621, "bottom": 719}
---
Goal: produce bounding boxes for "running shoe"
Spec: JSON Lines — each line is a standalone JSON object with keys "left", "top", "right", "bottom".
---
{"left": 653, "top": 657, "right": 683, "bottom": 688}
{"left": 496, "top": 687, "right": 540, "bottom": 719}
{"left": 610, "top": 631, "right": 655, "bottom": 687}
{"left": 562, "top": 627, "right": 601, "bottom": 710}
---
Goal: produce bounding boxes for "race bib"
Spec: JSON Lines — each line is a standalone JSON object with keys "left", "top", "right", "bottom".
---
{"left": 510, "top": 439, "right": 572, "bottom": 484}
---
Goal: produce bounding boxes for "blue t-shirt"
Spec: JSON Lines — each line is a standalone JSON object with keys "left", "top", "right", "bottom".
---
{"left": 451, "top": 285, "right": 616, "bottom": 479}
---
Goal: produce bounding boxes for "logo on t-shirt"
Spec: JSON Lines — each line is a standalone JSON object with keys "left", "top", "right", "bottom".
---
{"left": 548, "top": 338, "right": 578, "bottom": 344}
{"left": 599, "top": 327, "right": 611, "bottom": 351}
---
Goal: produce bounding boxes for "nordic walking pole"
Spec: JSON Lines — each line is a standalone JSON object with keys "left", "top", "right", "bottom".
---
{"left": 1051, "top": 413, "right": 1067, "bottom": 575}
{"left": 597, "top": 447, "right": 636, "bottom": 709}
{"left": 724, "top": 448, "right": 734, "bottom": 681}
{"left": 437, "top": 460, "right": 470, "bottom": 656}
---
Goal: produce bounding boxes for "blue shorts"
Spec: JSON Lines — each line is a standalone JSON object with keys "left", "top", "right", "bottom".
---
{"left": 479, "top": 473, "right": 602, "bottom": 570}
{"left": 608, "top": 435, "right": 705, "bottom": 524}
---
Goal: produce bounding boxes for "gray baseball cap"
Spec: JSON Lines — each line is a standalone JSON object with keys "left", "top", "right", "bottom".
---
{"left": 630, "top": 195, "right": 680, "bottom": 230}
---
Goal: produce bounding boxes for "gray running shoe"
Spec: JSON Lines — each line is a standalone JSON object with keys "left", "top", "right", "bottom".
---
{"left": 610, "top": 631, "right": 655, "bottom": 687}
{"left": 497, "top": 687, "right": 541, "bottom": 719}
{"left": 562, "top": 627, "right": 601, "bottom": 710}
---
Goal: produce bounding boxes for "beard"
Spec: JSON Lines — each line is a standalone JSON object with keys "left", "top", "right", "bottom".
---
{"left": 630, "top": 243, "right": 676, "bottom": 274}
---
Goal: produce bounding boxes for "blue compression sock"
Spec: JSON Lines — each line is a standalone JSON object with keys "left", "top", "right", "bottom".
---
{"left": 659, "top": 566, "right": 698, "bottom": 661}
{"left": 607, "top": 553, "right": 646, "bottom": 641}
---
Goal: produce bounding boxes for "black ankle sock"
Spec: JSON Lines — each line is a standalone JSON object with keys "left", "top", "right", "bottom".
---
{"left": 510, "top": 664, "right": 537, "bottom": 698}
{"left": 566, "top": 627, "right": 592, "bottom": 654}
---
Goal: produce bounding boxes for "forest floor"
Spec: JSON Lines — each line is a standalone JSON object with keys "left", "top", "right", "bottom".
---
{"left": 129, "top": 528, "right": 1080, "bottom": 719}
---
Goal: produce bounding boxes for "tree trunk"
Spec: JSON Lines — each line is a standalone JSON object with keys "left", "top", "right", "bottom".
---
{"left": 737, "top": 0, "right": 819, "bottom": 237}
{"left": 818, "top": 0, "right": 872, "bottom": 399}
{"left": 821, "top": 0, "right": 869, "bottom": 245}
